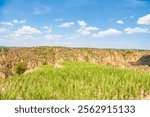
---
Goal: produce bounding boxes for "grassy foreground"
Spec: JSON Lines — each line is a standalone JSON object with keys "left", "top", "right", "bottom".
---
{"left": 0, "top": 61, "right": 150, "bottom": 100}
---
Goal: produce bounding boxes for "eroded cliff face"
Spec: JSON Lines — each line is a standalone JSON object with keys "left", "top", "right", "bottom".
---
{"left": 0, "top": 47, "right": 150, "bottom": 79}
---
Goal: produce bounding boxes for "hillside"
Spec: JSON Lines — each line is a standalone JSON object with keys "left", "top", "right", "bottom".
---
{"left": 0, "top": 47, "right": 150, "bottom": 79}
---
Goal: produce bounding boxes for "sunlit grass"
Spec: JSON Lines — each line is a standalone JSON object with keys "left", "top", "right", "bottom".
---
{"left": 0, "top": 61, "right": 150, "bottom": 100}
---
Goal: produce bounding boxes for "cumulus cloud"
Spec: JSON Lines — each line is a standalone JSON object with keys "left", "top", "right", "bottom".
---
{"left": 77, "top": 20, "right": 87, "bottom": 27}
{"left": 43, "top": 26, "right": 50, "bottom": 29}
{"left": 0, "top": 28, "right": 7, "bottom": 33}
{"left": 59, "top": 22, "right": 75, "bottom": 28}
{"left": 77, "top": 26, "right": 99, "bottom": 36}
{"left": 1, "top": 21, "right": 13, "bottom": 26}
{"left": 15, "top": 26, "right": 41, "bottom": 35}
{"left": 84, "top": 27, "right": 99, "bottom": 31}
{"left": 77, "top": 28, "right": 90, "bottom": 35}
{"left": 124, "top": 27, "right": 149, "bottom": 34}
{"left": 117, "top": 20, "right": 124, "bottom": 24}
{"left": 45, "top": 34, "right": 62, "bottom": 39}
{"left": 1, "top": 19, "right": 26, "bottom": 26}
{"left": 77, "top": 20, "right": 99, "bottom": 36}
{"left": 137, "top": 14, "right": 150, "bottom": 25}
{"left": 43, "top": 26, "right": 52, "bottom": 33}
{"left": 93, "top": 28, "right": 122, "bottom": 37}
{"left": 13, "top": 19, "right": 26, "bottom": 24}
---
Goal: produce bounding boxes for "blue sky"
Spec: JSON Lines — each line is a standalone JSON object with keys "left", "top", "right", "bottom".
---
{"left": 0, "top": 0, "right": 150, "bottom": 49}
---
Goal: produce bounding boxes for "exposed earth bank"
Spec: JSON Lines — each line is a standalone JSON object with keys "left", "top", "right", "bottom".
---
{"left": 0, "top": 47, "right": 150, "bottom": 79}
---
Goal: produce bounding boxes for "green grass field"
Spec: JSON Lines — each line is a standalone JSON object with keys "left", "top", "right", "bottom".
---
{"left": 0, "top": 61, "right": 150, "bottom": 100}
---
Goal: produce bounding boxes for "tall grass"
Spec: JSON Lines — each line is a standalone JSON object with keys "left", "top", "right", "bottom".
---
{"left": 0, "top": 61, "right": 150, "bottom": 100}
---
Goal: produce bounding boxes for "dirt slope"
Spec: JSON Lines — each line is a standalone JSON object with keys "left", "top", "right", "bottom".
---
{"left": 0, "top": 47, "right": 150, "bottom": 79}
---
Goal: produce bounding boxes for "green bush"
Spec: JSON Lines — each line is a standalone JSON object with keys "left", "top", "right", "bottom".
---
{"left": 2, "top": 47, "right": 8, "bottom": 53}
{"left": 15, "top": 62, "right": 27, "bottom": 75}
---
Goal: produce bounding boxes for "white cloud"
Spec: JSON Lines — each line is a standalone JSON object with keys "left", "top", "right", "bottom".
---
{"left": 34, "top": 5, "right": 51, "bottom": 15}
{"left": 1, "top": 20, "right": 26, "bottom": 27}
{"left": 54, "top": 18, "right": 63, "bottom": 22}
{"left": 59, "top": 22, "right": 75, "bottom": 28}
{"left": 117, "top": 20, "right": 124, "bottom": 24}
{"left": 137, "top": 14, "right": 150, "bottom": 25}
{"left": 34, "top": 2, "right": 51, "bottom": 15}
{"left": 130, "top": 16, "right": 134, "bottom": 19}
{"left": 9, "top": 33, "right": 33, "bottom": 40}
{"left": 68, "top": 35, "right": 80, "bottom": 40}
{"left": 43, "top": 26, "right": 50, "bottom": 29}
{"left": 0, "top": 28, "right": 7, "bottom": 33}
{"left": 77, "top": 20, "right": 99, "bottom": 36}
{"left": 93, "top": 28, "right": 122, "bottom": 37}
{"left": 1, "top": 21, "right": 13, "bottom": 26}
{"left": 15, "top": 26, "right": 41, "bottom": 35}
{"left": 77, "top": 26, "right": 99, "bottom": 36}
{"left": 45, "top": 34, "right": 62, "bottom": 39}
{"left": 43, "top": 26, "right": 52, "bottom": 33}
{"left": 77, "top": 28, "right": 91, "bottom": 35}
{"left": 13, "top": 19, "right": 26, "bottom": 24}
{"left": 124, "top": 27, "right": 149, "bottom": 34}
{"left": 84, "top": 27, "right": 99, "bottom": 31}
{"left": 77, "top": 20, "right": 87, "bottom": 27}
